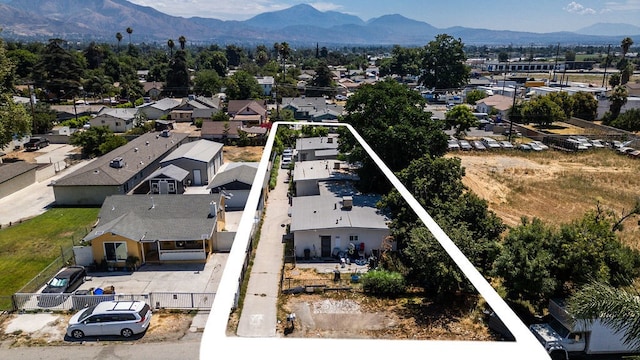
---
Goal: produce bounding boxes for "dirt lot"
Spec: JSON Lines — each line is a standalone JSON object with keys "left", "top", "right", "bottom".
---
{"left": 451, "top": 149, "right": 640, "bottom": 247}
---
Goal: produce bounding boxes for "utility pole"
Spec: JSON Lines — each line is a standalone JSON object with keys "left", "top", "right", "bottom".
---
{"left": 602, "top": 44, "right": 611, "bottom": 89}
{"left": 552, "top": 43, "right": 560, "bottom": 83}
{"left": 508, "top": 84, "right": 518, "bottom": 142}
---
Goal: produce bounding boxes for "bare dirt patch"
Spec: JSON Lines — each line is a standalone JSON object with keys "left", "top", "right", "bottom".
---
{"left": 274, "top": 267, "right": 495, "bottom": 341}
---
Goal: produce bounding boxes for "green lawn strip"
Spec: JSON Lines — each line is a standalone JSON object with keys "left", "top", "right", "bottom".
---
{"left": 0, "top": 207, "right": 100, "bottom": 297}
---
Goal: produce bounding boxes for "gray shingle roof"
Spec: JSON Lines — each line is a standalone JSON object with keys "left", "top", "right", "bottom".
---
{"left": 144, "top": 164, "right": 189, "bottom": 182}
{"left": 54, "top": 132, "right": 188, "bottom": 186}
{"left": 207, "top": 163, "right": 258, "bottom": 190}
{"left": 0, "top": 162, "right": 39, "bottom": 184}
{"left": 161, "top": 139, "right": 223, "bottom": 164}
{"left": 83, "top": 194, "right": 218, "bottom": 242}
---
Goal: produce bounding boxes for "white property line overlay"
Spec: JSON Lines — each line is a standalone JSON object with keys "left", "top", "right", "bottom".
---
{"left": 201, "top": 122, "right": 550, "bottom": 360}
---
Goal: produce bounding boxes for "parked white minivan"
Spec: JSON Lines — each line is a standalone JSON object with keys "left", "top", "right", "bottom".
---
{"left": 66, "top": 300, "right": 152, "bottom": 339}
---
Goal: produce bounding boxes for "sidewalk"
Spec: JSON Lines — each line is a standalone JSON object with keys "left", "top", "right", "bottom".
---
{"left": 236, "top": 165, "right": 290, "bottom": 337}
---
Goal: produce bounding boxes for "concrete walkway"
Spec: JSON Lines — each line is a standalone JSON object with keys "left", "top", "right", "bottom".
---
{"left": 236, "top": 164, "right": 290, "bottom": 337}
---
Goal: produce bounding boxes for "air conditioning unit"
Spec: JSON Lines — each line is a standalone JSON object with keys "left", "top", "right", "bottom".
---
{"left": 109, "top": 157, "right": 125, "bottom": 168}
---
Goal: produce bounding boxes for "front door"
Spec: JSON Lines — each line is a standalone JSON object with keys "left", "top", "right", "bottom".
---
{"left": 193, "top": 169, "right": 202, "bottom": 186}
{"left": 320, "top": 236, "right": 332, "bottom": 258}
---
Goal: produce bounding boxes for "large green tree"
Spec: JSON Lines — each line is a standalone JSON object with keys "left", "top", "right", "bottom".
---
{"left": 494, "top": 208, "right": 640, "bottom": 310}
{"left": 34, "top": 39, "right": 84, "bottom": 100}
{"left": 225, "top": 70, "right": 262, "bottom": 100}
{"left": 419, "top": 34, "right": 469, "bottom": 90}
{"left": 609, "top": 108, "right": 640, "bottom": 132}
{"left": 307, "top": 61, "right": 334, "bottom": 97}
{"left": 0, "top": 38, "right": 31, "bottom": 147}
{"left": 521, "top": 95, "right": 565, "bottom": 127}
{"left": 193, "top": 70, "right": 223, "bottom": 97}
{"left": 165, "top": 50, "right": 190, "bottom": 97}
{"left": 571, "top": 91, "right": 598, "bottom": 121}
{"left": 379, "top": 155, "right": 504, "bottom": 296}
{"left": 70, "top": 126, "right": 126, "bottom": 157}
{"left": 338, "top": 79, "right": 448, "bottom": 193}
{"left": 445, "top": 105, "right": 478, "bottom": 137}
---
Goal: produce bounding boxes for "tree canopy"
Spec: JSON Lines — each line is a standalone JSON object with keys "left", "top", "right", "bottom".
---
{"left": 420, "top": 34, "right": 469, "bottom": 90}
{"left": 338, "top": 78, "right": 448, "bottom": 193}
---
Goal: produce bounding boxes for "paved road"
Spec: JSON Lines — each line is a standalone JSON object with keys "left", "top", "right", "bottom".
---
{"left": 0, "top": 157, "right": 93, "bottom": 228}
{"left": 236, "top": 163, "right": 289, "bottom": 337}
{"left": 0, "top": 334, "right": 202, "bottom": 360}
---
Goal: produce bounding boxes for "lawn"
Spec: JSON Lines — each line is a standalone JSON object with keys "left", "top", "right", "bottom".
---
{"left": 0, "top": 207, "right": 100, "bottom": 301}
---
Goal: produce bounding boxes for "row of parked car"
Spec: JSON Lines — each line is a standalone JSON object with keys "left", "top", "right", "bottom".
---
{"left": 447, "top": 137, "right": 549, "bottom": 152}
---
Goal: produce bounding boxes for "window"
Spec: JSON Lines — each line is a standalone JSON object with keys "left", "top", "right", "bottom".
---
{"left": 152, "top": 183, "right": 159, "bottom": 193}
{"left": 104, "top": 242, "right": 127, "bottom": 261}
{"left": 349, "top": 235, "right": 359, "bottom": 242}
{"left": 168, "top": 182, "right": 175, "bottom": 193}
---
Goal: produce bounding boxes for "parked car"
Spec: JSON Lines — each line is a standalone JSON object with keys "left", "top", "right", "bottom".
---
{"left": 447, "top": 139, "right": 460, "bottom": 151}
{"left": 528, "top": 142, "right": 543, "bottom": 151}
{"left": 281, "top": 156, "right": 292, "bottom": 169}
{"left": 66, "top": 300, "right": 152, "bottom": 339}
{"left": 38, "top": 266, "right": 87, "bottom": 307}
{"left": 472, "top": 140, "right": 486, "bottom": 150}
{"left": 628, "top": 149, "right": 640, "bottom": 158}
{"left": 618, "top": 147, "right": 636, "bottom": 155}
{"left": 282, "top": 148, "right": 293, "bottom": 157}
{"left": 481, "top": 137, "right": 501, "bottom": 149}
{"left": 530, "top": 141, "right": 549, "bottom": 150}
{"left": 335, "top": 94, "right": 347, "bottom": 101}
{"left": 499, "top": 141, "right": 514, "bottom": 149}
{"left": 458, "top": 139, "right": 473, "bottom": 151}
{"left": 519, "top": 143, "right": 532, "bottom": 151}
{"left": 589, "top": 139, "right": 605, "bottom": 149}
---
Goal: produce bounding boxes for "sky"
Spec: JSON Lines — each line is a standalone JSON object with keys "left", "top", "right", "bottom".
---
{"left": 126, "top": 0, "right": 640, "bottom": 33}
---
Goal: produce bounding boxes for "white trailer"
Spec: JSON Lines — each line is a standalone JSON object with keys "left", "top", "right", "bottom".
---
{"left": 529, "top": 298, "right": 638, "bottom": 360}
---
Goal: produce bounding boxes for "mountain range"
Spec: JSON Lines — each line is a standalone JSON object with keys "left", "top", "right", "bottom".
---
{"left": 0, "top": 0, "right": 638, "bottom": 46}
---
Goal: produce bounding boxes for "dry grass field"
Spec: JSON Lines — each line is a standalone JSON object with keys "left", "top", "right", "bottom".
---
{"left": 450, "top": 149, "right": 640, "bottom": 249}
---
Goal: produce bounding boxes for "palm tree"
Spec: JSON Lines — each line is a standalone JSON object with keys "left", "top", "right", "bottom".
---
{"left": 608, "top": 85, "right": 629, "bottom": 120}
{"left": 279, "top": 42, "right": 291, "bottom": 79}
{"left": 167, "top": 39, "right": 175, "bottom": 57}
{"left": 115, "top": 32, "right": 122, "bottom": 53}
{"left": 568, "top": 282, "right": 640, "bottom": 350}
{"left": 178, "top": 36, "right": 186, "bottom": 50}
{"left": 126, "top": 27, "right": 133, "bottom": 45}
{"left": 621, "top": 37, "right": 634, "bottom": 57}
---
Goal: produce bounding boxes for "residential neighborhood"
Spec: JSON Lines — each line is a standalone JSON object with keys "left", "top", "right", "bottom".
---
{"left": 1, "top": 3, "right": 640, "bottom": 360}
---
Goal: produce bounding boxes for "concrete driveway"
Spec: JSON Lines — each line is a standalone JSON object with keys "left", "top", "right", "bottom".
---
{"left": 75, "top": 254, "right": 228, "bottom": 295}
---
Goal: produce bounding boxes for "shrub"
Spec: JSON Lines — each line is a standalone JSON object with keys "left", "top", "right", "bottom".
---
{"left": 361, "top": 269, "right": 406, "bottom": 297}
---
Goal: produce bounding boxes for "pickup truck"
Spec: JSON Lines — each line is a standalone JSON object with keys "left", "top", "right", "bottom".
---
{"left": 24, "top": 137, "right": 50, "bottom": 151}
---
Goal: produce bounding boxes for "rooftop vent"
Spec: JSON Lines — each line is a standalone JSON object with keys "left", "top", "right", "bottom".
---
{"left": 342, "top": 196, "right": 353, "bottom": 210}
{"left": 109, "top": 157, "right": 124, "bottom": 168}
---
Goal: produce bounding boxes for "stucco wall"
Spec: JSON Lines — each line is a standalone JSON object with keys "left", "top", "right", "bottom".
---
{"left": 293, "top": 228, "right": 391, "bottom": 258}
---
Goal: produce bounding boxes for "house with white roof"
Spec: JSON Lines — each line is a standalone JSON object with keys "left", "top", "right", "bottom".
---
{"left": 290, "top": 181, "right": 392, "bottom": 259}
{"left": 89, "top": 108, "right": 137, "bottom": 133}
{"left": 295, "top": 135, "right": 340, "bottom": 162}
{"left": 292, "top": 159, "right": 358, "bottom": 197}
{"left": 159, "top": 139, "right": 224, "bottom": 186}
{"left": 138, "top": 98, "right": 183, "bottom": 120}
